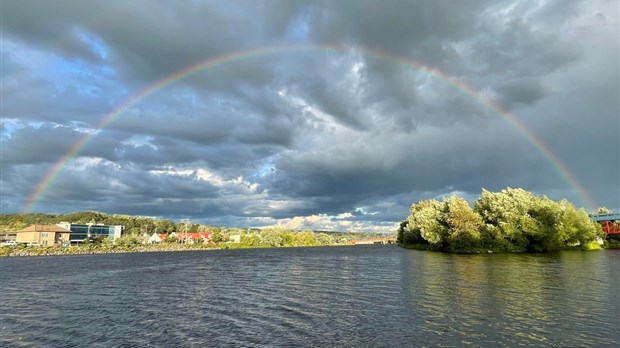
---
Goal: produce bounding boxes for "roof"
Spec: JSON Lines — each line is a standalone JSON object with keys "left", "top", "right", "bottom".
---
{"left": 175, "top": 232, "right": 212, "bottom": 240}
{"left": 18, "top": 224, "right": 71, "bottom": 233}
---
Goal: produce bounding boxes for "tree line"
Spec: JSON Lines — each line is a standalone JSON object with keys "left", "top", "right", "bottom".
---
{"left": 0, "top": 211, "right": 377, "bottom": 248}
{"left": 0, "top": 211, "right": 210, "bottom": 235}
{"left": 398, "top": 188, "right": 604, "bottom": 253}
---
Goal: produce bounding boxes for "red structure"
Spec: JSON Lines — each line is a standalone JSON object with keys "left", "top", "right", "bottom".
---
{"left": 591, "top": 213, "right": 620, "bottom": 235}
{"left": 600, "top": 221, "right": 620, "bottom": 235}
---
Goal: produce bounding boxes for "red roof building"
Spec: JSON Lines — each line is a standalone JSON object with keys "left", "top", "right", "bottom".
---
{"left": 175, "top": 232, "right": 212, "bottom": 244}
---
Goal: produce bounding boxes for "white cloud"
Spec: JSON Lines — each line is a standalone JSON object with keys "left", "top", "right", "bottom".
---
{"left": 150, "top": 167, "right": 259, "bottom": 192}
{"left": 272, "top": 212, "right": 398, "bottom": 233}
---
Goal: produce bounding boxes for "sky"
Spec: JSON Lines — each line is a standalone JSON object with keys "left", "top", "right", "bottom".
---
{"left": 1, "top": 0, "right": 618, "bottom": 232}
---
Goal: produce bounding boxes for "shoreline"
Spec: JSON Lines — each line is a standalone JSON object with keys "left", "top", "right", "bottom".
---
{"left": 3, "top": 241, "right": 615, "bottom": 257}
{"left": 0, "top": 244, "right": 221, "bottom": 257}
{"left": 397, "top": 242, "right": 612, "bottom": 253}
{"left": 0, "top": 243, "right": 357, "bottom": 257}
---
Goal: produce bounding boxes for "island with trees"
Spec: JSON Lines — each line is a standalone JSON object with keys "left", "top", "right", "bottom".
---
{"left": 397, "top": 188, "right": 610, "bottom": 253}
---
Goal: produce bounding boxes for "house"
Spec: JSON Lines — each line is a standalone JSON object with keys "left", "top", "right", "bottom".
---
{"left": 175, "top": 232, "right": 212, "bottom": 244}
{"left": 147, "top": 232, "right": 177, "bottom": 244}
{"left": 147, "top": 231, "right": 212, "bottom": 244}
{"left": 228, "top": 234, "right": 242, "bottom": 243}
{"left": 16, "top": 225, "right": 71, "bottom": 246}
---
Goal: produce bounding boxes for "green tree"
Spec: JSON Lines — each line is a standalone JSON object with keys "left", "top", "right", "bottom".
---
{"left": 558, "top": 200, "right": 603, "bottom": 246}
{"left": 240, "top": 234, "right": 261, "bottom": 247}
{"left": 408, "top": 199, "right": 446, "bottom": 248}
{"left": 397, "top": 220, "right": 408, "bottom": 244}
{"left": 474, "top": 188, "right": 535, "bottom": 251}
{"left": 210, "top": 230, "right": 225, "bottom": 244}
{"left": 281, "top": 231, "right": 296, "bottom": 246}
{"left": 521, "top": 197, "right": 563, "bottom": 252}
{"left": 126, "top": 227, "right": 142, "bottom": 236}
{"left": 295, "top": 230, "right": 317, "bottom": 246}
{"left": 315, "top": 233, "right": 333, "bottom": 246}
{"left": 444, "top": 196, "right": 482, "bottom": 251}
{"left": 163, "top": 235, "right": 179, "bottom": 244}
{"left": 473, "top": 188, "right": 602, "bottom": 252}
{"left": 260, "top": 227, "right": 285, "bottom": 247}
{"left": 115, "top": 235, "right": 141, "bottom": 247}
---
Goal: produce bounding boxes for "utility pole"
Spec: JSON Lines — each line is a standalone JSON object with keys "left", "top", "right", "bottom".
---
{"left": 182, "top": 219, "right": 189, "bottom": 244}
{"left": 185, "top": 221, "right": 188, "bottom": 244}
{"left": 143, "top": 224, "right": 151, "bottom": 244}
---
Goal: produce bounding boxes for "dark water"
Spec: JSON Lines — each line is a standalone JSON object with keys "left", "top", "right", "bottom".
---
{"left": 1, "top": 246, "right": 619, "bottom": 347}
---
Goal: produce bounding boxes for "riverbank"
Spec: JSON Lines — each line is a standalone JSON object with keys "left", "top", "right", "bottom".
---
{"left": 0, "top": 242, "right": 357, "bottom": 257}
{"left": 398, "top": 241, "right": 606, "bottom": 253}
{"left": 0, "top": 243, "right": 220, "bottom": 257}
{"left": 605, "top": 240, "right": 620, "bottom": 249}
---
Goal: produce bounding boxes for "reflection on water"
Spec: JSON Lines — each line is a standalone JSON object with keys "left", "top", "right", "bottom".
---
{"left": 405, "top": 251, "right": 619, "bottom": 346}
{"left": 1, "top": 246, "right": 618, "bottom": 347}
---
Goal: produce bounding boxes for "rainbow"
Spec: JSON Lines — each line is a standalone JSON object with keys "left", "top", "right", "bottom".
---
{"left": 21, "top": 43, "right": 597, "bottom": 212}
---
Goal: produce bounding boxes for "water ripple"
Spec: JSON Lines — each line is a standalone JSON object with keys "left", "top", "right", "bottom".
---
{"left": 1, "top": 247, "right": 619, "bottom": 347}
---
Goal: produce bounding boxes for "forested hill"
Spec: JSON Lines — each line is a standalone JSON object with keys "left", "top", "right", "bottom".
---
{"left": 0, "top": 212, "right": 385, "bottom": 241}
{"left": 1, "top": 211, "right": 204, "bottom": 235}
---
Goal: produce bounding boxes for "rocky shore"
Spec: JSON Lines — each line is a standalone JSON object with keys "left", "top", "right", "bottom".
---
{"left": 0, "top": 244, "right": 219, "bottom": 257}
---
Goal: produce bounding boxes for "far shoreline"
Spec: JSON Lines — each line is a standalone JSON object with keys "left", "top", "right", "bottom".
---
{"left": 0, "top": 243, "right": 360, "bottom": 258}
{"left": 0, "top": 244, "right": 220, "bottom": 257}
{"left": 3, "top": 241, "right": 618, "bottom": 258}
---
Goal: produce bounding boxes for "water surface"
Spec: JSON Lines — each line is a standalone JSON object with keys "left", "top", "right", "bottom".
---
{"left": 1, "top": 246, "right": 618, "bottom": 347}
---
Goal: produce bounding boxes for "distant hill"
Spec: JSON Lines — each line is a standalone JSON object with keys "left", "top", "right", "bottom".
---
{"left": 0, "top": 212, "right": 395, "bottom": 240}
{"left": 1, "top": 211, "right": 200, "bottom": 235}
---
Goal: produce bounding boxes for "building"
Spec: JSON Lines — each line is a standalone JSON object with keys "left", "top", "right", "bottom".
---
{"left": 0, "top": 231, "right": 17, "bottom": 244}
{"left": 56, "top": 223, "right": 123, "bottom": 244}
{"left": 228, "top": 234, "right": 242, "bottom": 243}
{"left": 350, "top": 237, "right": 397, "bottom": 245}
{"left": 147, "top": 233, "right": 175, "bottom": 244}
{"left": 176, "top": 232, "right": 212, "bottom": 244}
{"left": 16, "top": 225, "right": 71, "bottom": 246}
{"left": 147, "top": 232, "right": 211, "bottom": 244}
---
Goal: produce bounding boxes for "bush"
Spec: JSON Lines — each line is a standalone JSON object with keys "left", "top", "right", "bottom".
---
{"left": 581, "top": 241, "right": 602, "bottom": 250}
{"left": 115, "top": 235, "right": 141, "bottom": 247}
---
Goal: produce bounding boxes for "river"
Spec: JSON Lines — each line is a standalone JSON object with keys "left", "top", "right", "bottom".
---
{"left": 1, "top": 245, "right": 618, "bottom": 347}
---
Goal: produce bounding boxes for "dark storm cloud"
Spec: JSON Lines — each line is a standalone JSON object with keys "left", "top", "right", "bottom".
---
{"left": 3, "top": 0, "right": 305, "bottom": 85}
{"left": 496, "top": 78, "right": 549, "bottom": 108}
{"left": 269, "top": 122, "right": 562, "bottom": 202}
{"left": 1, "top": 1, "right": 106, "bottom": 63}
{"left": 1, "top": 125, "right": 119, "bottom": 167}
{"left": 1, "top": 0, "right": 618, "bottom": 229}
{"left": 309, "top": 0, "right": 494, "bottom": 56}
{"left": 469, "top": 18, "right": 583, "bottom": 79}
